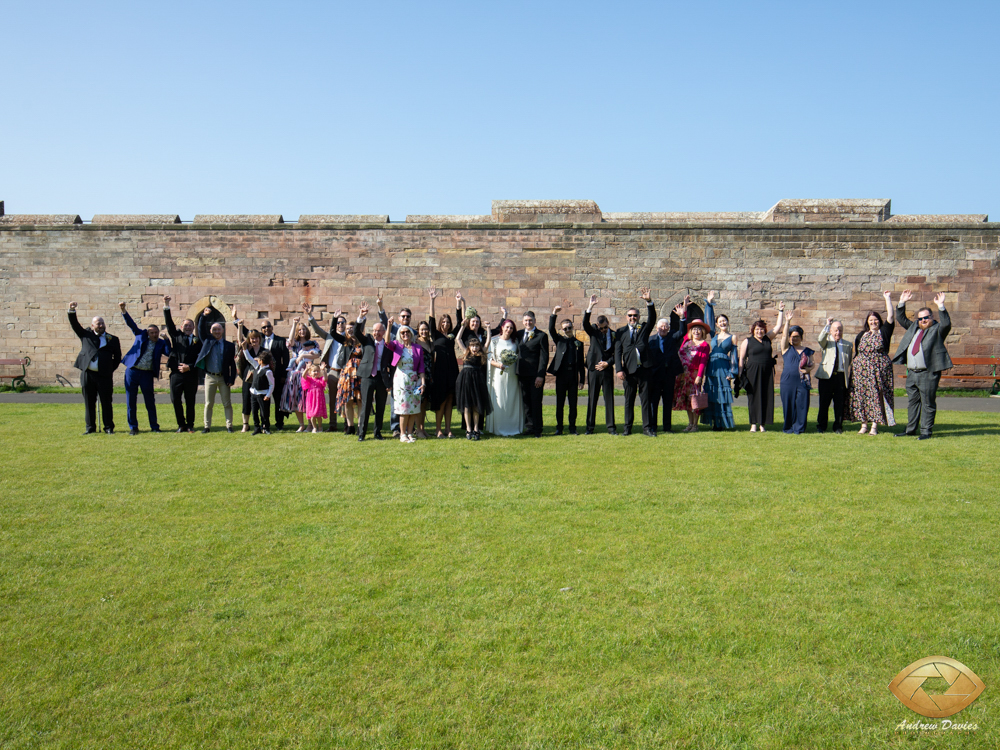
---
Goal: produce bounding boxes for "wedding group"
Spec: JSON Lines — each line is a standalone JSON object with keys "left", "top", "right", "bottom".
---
{"left": 67, "top": 286, "right": 955, "bottom": 441}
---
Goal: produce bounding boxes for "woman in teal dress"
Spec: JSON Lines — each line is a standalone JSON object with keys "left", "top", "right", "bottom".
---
{"left": 703, "top": 292, "right": 739, "bottom": 430}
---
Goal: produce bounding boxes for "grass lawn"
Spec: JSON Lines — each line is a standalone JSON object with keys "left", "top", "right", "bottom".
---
{"left": 1, "top": 403, "right": 998, "bottom": 749}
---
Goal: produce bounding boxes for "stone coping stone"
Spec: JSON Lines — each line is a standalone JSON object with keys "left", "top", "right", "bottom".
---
{"left": 92, "top": 214, "right": 181, "bottom": 224}
{"left": 0, "top": 214, "right": 82, "bottom": 225}
{"left": 886, "top": 214, "right": 988, "bottom": 223}
{"left": 603, "top": 211, "right": 766, "bottom": 223}
{"left": 405, "top": 215, "right": 493, "bottom": 223}
{"left": 192, "top": 214, "right": 284, "bottom": 224}
{"left": 492, "top": 199, "right": 602, "bottom": 224}
{"left": 298, "top": 215, "right": 389, "bottom": 224}
{"left": 764, "top": 198, "right": 891, "bottom": 222}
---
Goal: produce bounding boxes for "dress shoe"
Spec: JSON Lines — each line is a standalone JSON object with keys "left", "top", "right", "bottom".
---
{"left": 188, "top": 428, "right": 196, "bottom": 434}
{"left": 585, "top": 429, "right": 594, "bottom": 435}
{"left": 129, "top": 428, "right": 139, "bottom": 436}
{"left": 347, "top": 425, "right": 356, "bottom": 435}
{"left": 202, "top": 427, "right": 211, "bottom": 434}
{"left": 568, "top": 428, "right": 578, "bottom": 435}
{"left": 176, "top": 427, "right": 186, "bottom": 433}
{"left": 226, "top": 426, "right": 234, "bottom": 433}
{"left": 103, "top": 428, "right": 114, "bottom": 434}
{"left": 374, "top": 432, "right": 384, "bottom": 440}
{"left": 252, "top": 428, "right": 262, "bottom": 435}
{"left": 357, "top": 434, "right": 365, "bottom": 442}
{"left": 918, "top": 433, "right": 932, "bottom": 440}
{"left": 895, "top": 432, "right": 917, "bottom": 438}
{"left": 643, "top": 428, "right": 657, "bottom": 437}
{"left": 83, "top": 429, "right": 97, "bottom": 436}
{"left": 608, "top": 428, "right": 618, "bottom": 436}
{"left": 554, "top": 428, "right": 564, "bottom": 436}
{"left": 262, "top": 429, "right": 271, "bottom": 435}
{"left": 622, "top": 428, "right": 632, "bottom": 436}
{"left": 834, "top": 429, "right": 843, "bottom": 434}
{"left": 150, "top": 428, "right": 161, "bottom": 433}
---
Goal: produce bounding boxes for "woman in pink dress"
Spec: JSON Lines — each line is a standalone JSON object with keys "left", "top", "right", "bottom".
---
{"left": 673, "top": 319, "right": 712, "bottom": 432}
{"left": 301, "top": 363, "right": 328, "bottom": 433}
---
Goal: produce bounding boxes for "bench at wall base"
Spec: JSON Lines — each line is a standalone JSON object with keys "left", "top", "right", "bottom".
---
{"left": 0, "top": 357, "right": 31, "bottom": 391}
{"left": 936, "top": 357, "right": 1000, "bottom": 394}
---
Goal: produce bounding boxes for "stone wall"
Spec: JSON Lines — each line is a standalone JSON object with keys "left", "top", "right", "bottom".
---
{"left": 1, "top": 198, "right": 997, "bottom": 387}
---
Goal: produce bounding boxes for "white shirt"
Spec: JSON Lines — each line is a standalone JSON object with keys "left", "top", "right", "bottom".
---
{"left": 88, "top": 333, "right": 107, "bottom": 371}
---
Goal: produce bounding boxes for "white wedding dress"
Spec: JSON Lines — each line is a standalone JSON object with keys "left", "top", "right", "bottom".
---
{"left": 485, "top": 337, "right": 524, "bottom": 436}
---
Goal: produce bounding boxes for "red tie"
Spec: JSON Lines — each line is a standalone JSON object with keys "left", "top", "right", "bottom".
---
{"left": 911, "top": 329, "right": 925, "bottom": 356}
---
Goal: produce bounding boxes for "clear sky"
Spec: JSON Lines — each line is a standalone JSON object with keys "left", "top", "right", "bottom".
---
{"left": 2, "top": 0, "right": 997, "bottom": 221}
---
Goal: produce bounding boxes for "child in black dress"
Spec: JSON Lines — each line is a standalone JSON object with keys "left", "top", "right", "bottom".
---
{"left": 454, "top": 321, "right": 492, "bottom": 440}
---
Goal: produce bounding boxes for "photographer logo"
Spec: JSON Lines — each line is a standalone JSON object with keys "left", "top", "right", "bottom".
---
{"left": 888, "top": 656, "right": 984, "bottom": 718}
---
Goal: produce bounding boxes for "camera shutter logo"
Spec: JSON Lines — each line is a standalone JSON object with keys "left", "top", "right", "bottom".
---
{"left": 888, "top": 656, "right": 984, "bottom": 718}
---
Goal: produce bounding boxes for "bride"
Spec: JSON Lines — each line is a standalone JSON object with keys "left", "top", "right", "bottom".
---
{"left": 486, "top": 318, "right": 525, "bottom": 436}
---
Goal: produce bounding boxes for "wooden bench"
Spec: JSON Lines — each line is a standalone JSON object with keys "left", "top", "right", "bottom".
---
{"left": 0, "top": 357, "right": 31, "bottom": 391}
{"left": 939, "top": 356, "right": 999, "bottom": 393}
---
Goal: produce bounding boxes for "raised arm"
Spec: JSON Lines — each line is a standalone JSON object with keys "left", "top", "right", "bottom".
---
{"left": 818, "top": 317, "right": 832, "bottom": 348}
{"left": 883, "top": 290, "right": 895, "bottom": 325}
{"left": 198, "top": 308, "right": 214, "bottom": 342}
{"left": 286, "top": 315, "right": 299, "bottom": 341}
{"left": 67, "top": 302, "right": 89, "bottom": 339}
{"left": 779, "top": 308, "right": 791, "bottom": 354}
{"left": 583, "top": 295, "right": 600, "bottom": 338}
{"left": 548, "top": 306, "right": 564, "bottom": 342}
{"left": 770, "top": 301, "right": 785, "bottom": 336}
{"left": 896, "top": 290, "right": 913, "bottom": 330}
{"left": 162, "top": 296, "right": 179, "bottom": 338}
{"left": 454, "top": 321, "right": 470, "bottom": 356}
{"left": 305, "top": 302, "right": 330, "bottom": 341}
{"left": 119, "top": 302, "right": 142, "bottom": 336}
{"left": 934, "top": 292, "right": 951, "bottom": 339}
{"left": 704, "top": 291, "right": 716, "bottom": 336}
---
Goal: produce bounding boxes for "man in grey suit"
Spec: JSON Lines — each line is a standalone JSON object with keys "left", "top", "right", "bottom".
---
{"left": 892, "top": 290, "right": 953, "bottom": 440}
{"left": 815, "top": 317, "right": 853, "bottom": 434}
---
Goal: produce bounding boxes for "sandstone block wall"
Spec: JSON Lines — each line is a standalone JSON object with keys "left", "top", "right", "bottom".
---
{"left": 1, "top": 198, "right": 997, "bottom": 387}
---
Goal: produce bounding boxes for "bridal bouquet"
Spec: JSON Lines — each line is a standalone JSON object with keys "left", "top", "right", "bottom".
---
{"left": 499, "top": 349, "right": 518, "bottom": 367}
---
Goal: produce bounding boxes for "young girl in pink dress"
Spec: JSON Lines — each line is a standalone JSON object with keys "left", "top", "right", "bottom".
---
{"left": 301, "top": 363, "right": 328, "bottom": 433}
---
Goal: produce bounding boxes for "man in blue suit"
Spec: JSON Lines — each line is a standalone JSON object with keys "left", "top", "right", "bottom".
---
{"left": 119, "top": 302, "right": 171, "bottom": 435}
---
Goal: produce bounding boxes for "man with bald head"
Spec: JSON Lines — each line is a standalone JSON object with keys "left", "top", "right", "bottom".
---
{"left": 816, "top": 317, "right": 853, "bottom": 434}
{"left": 68, "top": 301, "right": 122, "bottom": 434}
{"left": 194, "top": 308, "right": 238, "bottom": 433}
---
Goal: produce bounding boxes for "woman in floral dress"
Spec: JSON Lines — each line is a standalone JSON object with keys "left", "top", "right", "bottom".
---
{"left": 385, "top": 324, "right": 427, "bottom": 443}
{"left": 335, "top": 322, "right": 363, "bottom": 435}
{"left": 280, "top": 317, "right": 320, "bottom": 432}
{"left": 848, "top": 291, "right": 897, "bottom": 435}
{"left": 673, "top": 319, "right": 712, "bottom": 432}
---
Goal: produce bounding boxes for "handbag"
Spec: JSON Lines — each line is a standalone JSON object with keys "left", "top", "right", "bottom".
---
{"left": 690, "top": 387, "right": 708, "bottom": 411}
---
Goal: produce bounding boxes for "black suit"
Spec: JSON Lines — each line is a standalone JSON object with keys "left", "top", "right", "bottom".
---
{"left": 512, "top": 326, "right": 549, "bottom": 436}
{"left": 548, "top": 315, "right": 586, "bottom": 431}
{"left": 355, "top": 323, "right": 394, "bottom": 438}
{"left": 582, "top": 311, "right": 617, "bottom": 432}
{"left": 646, "top": 317, "right": 686, "bottom": 432}
{"left": 614, "top": 302, "right": 656, "bottom": 433}
{"left": 69, "top": 310, "right": 122, "bottom": 432}
{"left": 164, "top": 307, "right": 201, "bottom": 430}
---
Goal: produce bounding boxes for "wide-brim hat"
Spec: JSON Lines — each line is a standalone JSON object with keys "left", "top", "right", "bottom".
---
{"left": 686, "top": 319, "right": 711, "bottom": 335}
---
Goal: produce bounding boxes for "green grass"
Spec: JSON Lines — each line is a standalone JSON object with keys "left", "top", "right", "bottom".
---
{"left": 1, "top": 404, "right": 998, "bottom": 748}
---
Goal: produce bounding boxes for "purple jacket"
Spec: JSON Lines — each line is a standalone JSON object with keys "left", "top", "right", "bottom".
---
{"left": 385, "top": 341, "right": 426, "bottom": 374}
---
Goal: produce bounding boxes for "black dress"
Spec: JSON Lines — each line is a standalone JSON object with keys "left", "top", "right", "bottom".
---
{"left": 743, "top": 336, "right": 775, "bottom": 425}
{"left": 427, "top": 317, "right": 459, "bottom": 410}
{"left": 455, "top": 357, "right": 492, "bottom": 416}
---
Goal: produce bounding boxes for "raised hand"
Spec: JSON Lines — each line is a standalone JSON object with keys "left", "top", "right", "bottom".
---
{"left": 882, "top": 290, "right": 892, "bottom": 300}
{"left": 163, "top": 295, "right": 171, "bottom": 306}
{"left": 552, "top": 305, "right": 562, "bottom": 314}
{"left": 376, "top": 290, "right": 384, "bottom": 306}
{"left": 302, "top": 302, "right": 312, "bottom": 315}
{"left": 428, "top": 288, "right": 438, "bottom": 299}
{"left": 292, "top": 316, "right": 300, "bottom": 325}
{"left": 118, "top": 301, "right": 127, "bottom": 312}
{"left": 673, "top": 303, "right": 685, "bottom": 317}
{"left": 639, "top": 287, "right": 651, "bottom": 302}
{"left": 334, "top": 308, "right": 343, "bottom": 319}
{"left": 455, "top": 290, "right": 463, "bottom": 302}
{"left": 69, "top": 301, "right": 77, "bottom": 311}
{"left": 231, "top": 306, "right": 238, "bottom": 321}
{"left": 899, "top": 290, "right": 913, "bottom": 304}
{"left": 203, "top": 307, "right": 213, "bottom": 318}
{"left": 778, "top": 301, "right": 785, "bottom": 313}
{"left": 360, "top": 302, "right": 369, "bottom": 317}
{"left": 934, "top": 291, "right": 948, "bottom": 307}
{"left": 589, "top": 294, "right": 598, "bottom": 307}
{"left": 706, "top": 290, "right": 715, "bottom": 304}
{"left": 683, "top": 294, "right": 692, "bottom": 306}
{"left": 826, "top": 317, "right": 833, "bottom": 326}
{"left": 500, "top": 306, "right": 508, "bottom": 320}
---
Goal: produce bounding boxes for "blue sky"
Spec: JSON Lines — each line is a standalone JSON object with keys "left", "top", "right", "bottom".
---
{"left": 2, "top": 0, "right": 997, "bottom": 220}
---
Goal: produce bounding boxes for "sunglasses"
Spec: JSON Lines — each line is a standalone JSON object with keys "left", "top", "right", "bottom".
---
{"left": 917, "top": 316, "right": 932, "bottom": 322}
{"left": 561, "top": 326, "right": 572, "bottom": 332}
{"left": 627, "top": 314, "right": 639, "bottom": 318}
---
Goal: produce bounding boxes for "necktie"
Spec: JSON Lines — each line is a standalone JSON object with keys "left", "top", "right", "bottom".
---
{"left": 832, "top": 343, "right": 839, "bottom": 373}
{"left": 630, "top": 327, "right": 636, "bottom": 344}
{"left": 659, "top": 337, "right": 664, "bottom": 354}
{"left": 911, "top": 329, "right": 925, "bottom": 356}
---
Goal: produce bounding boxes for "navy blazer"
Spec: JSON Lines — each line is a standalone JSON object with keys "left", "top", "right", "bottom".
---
{"left": 195, "top": 336, "right": 238, "bottom": 386}
{"left": 121, "top": 311, "right": 171, "bottom": 378}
